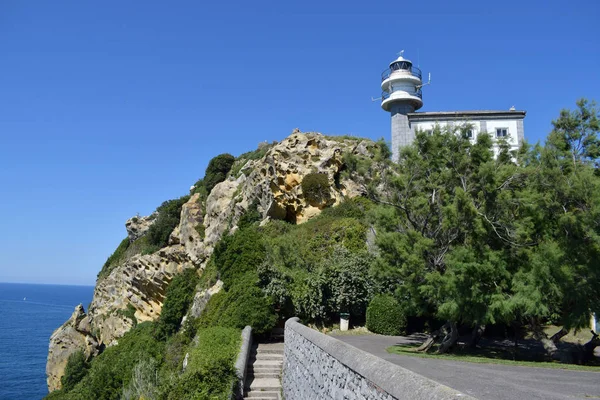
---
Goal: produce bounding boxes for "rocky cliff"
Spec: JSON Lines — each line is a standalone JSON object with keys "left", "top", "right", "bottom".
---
{"left": 46, "top": 131, "right": 379, "bottom": 391}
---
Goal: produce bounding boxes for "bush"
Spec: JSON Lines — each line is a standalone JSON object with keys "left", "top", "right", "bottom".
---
{"left": 301, "top": 173, "right": 330, "bottom": 204}
{"left": 59, "top": 322, "right": 164, "bottom": 400}
{"left": 366, "top": 294, "right": 405, "bottom": 335}
{"left": 147, "top": 196, "right": 190, "bottom": 249}
{"left": 61, "top": 350, "right": 88, "bottom": 392}
{"left": 155, "top": 268, "right": 199, "bottom": 340}
{"left": 158, "top": 327, "right": 240, "bottom": 400}
{"left": 98, "top": 238, "right": 130, "bottom": 279}
{"left": 198, "top": 273, "right": 277, "bottom": 335}
{"left": 204, "top": 153, "right": 235, "bottom": 194}
{"left": 211, "top": 227, "right": 266, "bottom": 288}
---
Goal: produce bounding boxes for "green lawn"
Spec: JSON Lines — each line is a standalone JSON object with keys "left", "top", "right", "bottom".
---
{"left": 387, "top": 344, "right": 600, "bottom": 372}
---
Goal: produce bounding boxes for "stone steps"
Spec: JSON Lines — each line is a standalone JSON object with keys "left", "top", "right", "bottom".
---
{"left": 243, "top": 342, "right": 283, "bottom": 400}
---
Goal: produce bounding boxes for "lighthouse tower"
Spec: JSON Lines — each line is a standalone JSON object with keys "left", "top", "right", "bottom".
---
{"left": 381, "top": 53, "right": 424, "bottom": 161}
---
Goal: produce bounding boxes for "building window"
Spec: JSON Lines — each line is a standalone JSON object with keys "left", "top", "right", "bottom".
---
{"left": 425, "top": 129, "right": 433, "bottom": 136}
{"left": 496, "top": 128, "right": 508, "bottom": 138}
{"left": 466, "top": 129, "right": 473, "bottom": 139}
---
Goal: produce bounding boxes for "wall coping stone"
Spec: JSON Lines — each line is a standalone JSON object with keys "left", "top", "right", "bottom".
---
{"left": 285, "top": 317, "right": 475, "bottom": 400}
{"left": 232, "top": 325, "right": 252, "bottom": 400}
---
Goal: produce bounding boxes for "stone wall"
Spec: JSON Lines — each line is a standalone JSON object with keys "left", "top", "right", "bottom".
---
{"left": 232, "top": 326, "right": 252, "bottom": 400}
{"left": 283, "top": 318, "right": 473, "bottom": 400}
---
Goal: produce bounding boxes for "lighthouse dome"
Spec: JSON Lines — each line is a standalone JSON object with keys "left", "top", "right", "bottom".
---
{"left": 389, "top": 56, "right": 413, "bottom": 71}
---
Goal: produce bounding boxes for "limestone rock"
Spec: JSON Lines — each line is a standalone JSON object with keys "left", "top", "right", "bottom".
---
{"left": 232, "top": 132, "right": 373, "bottom": 225}
{"left": 46, "top": 130, "right": 379, "bottom": 393}
{"left": 169, "top": 193, "right": 205, "bottom": 262}
{"left": 87, "top": 245, "right": 197, "bottom": 346}
{"left": 187, "top": 280, "right": 224, "bottom": 320}
{"left": 203, "top": 178, "right": 243, "bottom": 248}
{"left": 46, "top": 305, "right": 99, "bottom": 392}
{"left": 125, "top": 213, "right": 157, "bottom": 242}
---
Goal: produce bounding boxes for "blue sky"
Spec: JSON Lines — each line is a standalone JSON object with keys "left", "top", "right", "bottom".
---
{"left": 0, "top": 0, "right": 598, "bottom": 285}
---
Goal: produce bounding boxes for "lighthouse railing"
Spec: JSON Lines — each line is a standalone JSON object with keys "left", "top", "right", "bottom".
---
{"left": 382, "top": 89, "right": 422, "bottom": 100}
{"left": 381, "top": 65, "right": 422, "bottom": 81}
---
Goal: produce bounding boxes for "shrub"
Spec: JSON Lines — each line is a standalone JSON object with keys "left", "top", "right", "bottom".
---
{"left": 198, "top": 273, "right": 277, "bottom": 335}
{"left": 237, "top": 200, "right": 262, "bottom": 229}
{"left": 301, "top": 173, "right": 330, "bottom": 204}
{"left": 61, "top": 350, "right": 88, "bottom": 392}
{"left": 61, "top": 322, "right": 164, "bottom": 400}
{"left": 211, "top": 226, "right": 266, "bottom": 288}
{"left": 121, "top": 358, "right": 159, "bottom": 400}
{"left": 98, "top": 238, "right": 130, "bottom": 279}
{"left": 366, "top": 294, "right": 405, "bottom": 335}
{"left": 204, "top": 153, "right": 235, "bottom": 194}
{"left": 147, "top": 196, "right": 190, "bottom": 249}
{"left": 155, "top": 268, "right": 199, "bottom": 340}
{"left": 158, "top": 327, "right": 240, "bottom": 400}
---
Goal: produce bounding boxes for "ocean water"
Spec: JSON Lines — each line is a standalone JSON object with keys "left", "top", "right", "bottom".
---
{"left": 0, "top": 282, "right": 94, "bottom": 400}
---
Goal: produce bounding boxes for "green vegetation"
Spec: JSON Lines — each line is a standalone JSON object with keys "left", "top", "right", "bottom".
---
{"left": 147, "top": 196, "right": 190, "bottom": 250}
{"left": 60, "top": 351, "right": 89, "bottom": 392}
{"left": 198, "top": 275, "right": 277, "bottom": 335}
{"left": 59, "top": 100, "right": 600, "bottom": 400}
{"left": 48, "top": 271, "right": 239, "bottom": 400}
{"left": 98, "top": 195, "right": 190, "bottom": 281}
{"left": 115, "top": 304, "right": 138, "bottom": 326}
{"left": 193, "top": 153, "right": 235, "bottom": 198}
{"left": 387, "top": 344, "right": 599, "bottom": 371}
{"left": 98, "top": 237, "right": 130, "bottom": 279}
{"left": 301, "top": 172, "right": 330, "bottom": 204}
{"left": 366, "top": 294, "right": 405, "bottom": 336}
{"left": 204, "top": 153, "right": 235, "bottom": 194}
{"left": 155, "top": 269, "right": 199, "bottom": 340}
{"left": 229, "top": 142, "right": 275, "bottom": 177}
{"left": 364, "top": 99, "right": 600, "bottom": 357}
{"left": 157, "top": 327, "right": 240, "bottom": 400}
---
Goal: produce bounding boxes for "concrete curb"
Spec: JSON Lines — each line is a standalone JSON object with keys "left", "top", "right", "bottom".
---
{"left": 232, "top": 325, "right": 252, "bottom": 400}
{"left": 285, "top": 317, "right": 475, "bottom": 400}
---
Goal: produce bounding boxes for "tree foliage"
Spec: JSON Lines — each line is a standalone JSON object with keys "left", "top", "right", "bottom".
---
{"left": 203, "top": 153, "right": 235, "bottom": 194}
{"left": 147, "top": 196, "right": 190, "bottom": 250}
{"left": 368, "top": 100, "right": 600, "bottom": 348}
{"left": 61, "top": 351, "right": 89, "bottom": 392}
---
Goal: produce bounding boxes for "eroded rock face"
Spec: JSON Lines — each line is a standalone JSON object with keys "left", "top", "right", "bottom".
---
{"left": 230, "top": 132, "right": 372, "bottom": 225}
{"left": 125, "top": 213, "right": 157, "bottom": 242}
{"left": 46, "top": 131, "right": 378, "bottom": 392}
{"left": 46, "top": 305, "right": 99, "bottom": 392}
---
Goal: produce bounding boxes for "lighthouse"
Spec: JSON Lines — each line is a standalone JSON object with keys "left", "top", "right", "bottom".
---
{"left": 381, "top": 52, "right": 424, "bottom": 162}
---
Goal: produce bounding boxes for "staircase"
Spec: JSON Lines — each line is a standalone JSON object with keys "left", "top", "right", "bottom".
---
{"left": 243, "top": 342, "right": 283, "bottom": 400}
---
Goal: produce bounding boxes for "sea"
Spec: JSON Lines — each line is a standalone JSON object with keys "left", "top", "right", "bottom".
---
{"left": 0, "top": 282, "right": 94, "bottom": 400}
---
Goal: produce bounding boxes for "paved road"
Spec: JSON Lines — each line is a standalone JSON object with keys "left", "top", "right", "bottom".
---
{"left": 332, "top": 334, "right": 600, "bottom": 400}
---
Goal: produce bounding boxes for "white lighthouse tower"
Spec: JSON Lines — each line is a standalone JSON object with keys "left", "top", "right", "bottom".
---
{"left": 381, "top": 52, "right": 424, "bottom": 161}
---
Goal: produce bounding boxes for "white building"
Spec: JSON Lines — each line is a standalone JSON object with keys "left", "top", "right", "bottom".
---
{"left": 380, "top": 53, "right": 526, "bottom": 161}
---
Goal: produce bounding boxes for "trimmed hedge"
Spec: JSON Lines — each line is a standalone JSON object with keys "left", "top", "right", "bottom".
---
{"left": 366, "top": 294, "right": 405, "bottom": 336}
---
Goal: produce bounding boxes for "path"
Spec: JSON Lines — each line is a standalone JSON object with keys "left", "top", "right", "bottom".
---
{"left": 333, "top": 334, "right": 600, "bottom": 400}
{"left": 243, "top": 342, "right": 283, "bottom": 399}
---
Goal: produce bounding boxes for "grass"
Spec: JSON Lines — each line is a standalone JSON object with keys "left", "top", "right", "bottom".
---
{"left": 542, "top": 325, "right": 597, "bottom": 345}
{"left": 327, "top": 326, "right": 373, "bottom": 336}
{"left": 386, "top": 344, "right": 600, "bottom": 372}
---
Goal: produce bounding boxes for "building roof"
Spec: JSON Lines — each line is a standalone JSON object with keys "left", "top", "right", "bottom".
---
{"left": 408, "top": 110, "right": 526, "bottom": 121}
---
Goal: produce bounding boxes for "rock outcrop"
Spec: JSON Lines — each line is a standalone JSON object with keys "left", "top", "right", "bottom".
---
{"left": 46, "top": 305, "right": 99, "bottom": 391}
{"left": 125, "top": 213, "right": 157, "bottom": 242}
{"left": 47, "top": 131, "right": 377, "bottom": 392}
